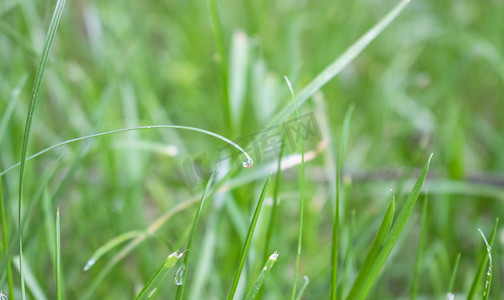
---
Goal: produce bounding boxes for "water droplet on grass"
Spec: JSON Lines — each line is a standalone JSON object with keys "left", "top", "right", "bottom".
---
{"left": 242, "top": 157, "right": 253, "bottom": 168}
{"left": 148, "top": 288, "right": 157, "bottom": 298}
{"left": 0, "top": 292, "right": 8, "bottom": 300}
{"left": 83, "top": 259, "right": 96, "bottom": 271}
{"left": 174, "top": 265, "right": 185, "bottom": 285}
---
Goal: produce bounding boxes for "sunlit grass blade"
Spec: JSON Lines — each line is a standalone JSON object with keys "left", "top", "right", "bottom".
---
{"left": 0, "top": 176, "right": 14, "bottom": 299}
{"left": 331, "top": 104, "right": 354, "bottom": 300}
{"left": 55, "top": 208, "right": 62, "bottom": 300}
{"left": 411, "top": 196, "right": 429, "bottom": 300}
{"left": 477, "top": 227, "right": 493, "bottom": 300}
{"left": 346, "top": 193, "right": 395, "bottom": 300}
{"left": 467, "top": 218, "right": 498, "bottom": 300}
{"left": 269, "top": 0, "right": 411, "bottom": 126}
{"left": 175, "top": 167, "right": 218, "bottom": 300}
{"left": 347, "top": 154, "right": 433, "bottom": 300}
{"left": 227, "top": 175, "right": 271, "bottom": 300}
{"left": 16, "top": 0, "right": 66, "bottom": 298}
{"left": 135, "top": 250, "right": 185, "bottom": 300}
{"left": 447, "top": 253, "right": 461, "bottom": 298}
{"left": 244, "top": 251, "right": 279, "bottom": 300}
{"left": 83, "top": 230, "right": 145, "bottom": 271}
{"left": 295, "top": 275, "right": 309, "bottom": 300}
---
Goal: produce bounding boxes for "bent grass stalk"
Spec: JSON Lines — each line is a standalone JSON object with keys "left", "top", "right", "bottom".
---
{"left": 1, "top": 125, "right": 253, "bottom": 177}
{"left": 227, "top": 175, "right": 271, "bottom": 300}
{"left": 17, "top": 1, "right": 66, "bottom": 298}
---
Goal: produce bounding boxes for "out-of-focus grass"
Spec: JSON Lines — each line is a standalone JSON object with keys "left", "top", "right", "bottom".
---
{"left": 1, "top": 0, "right": 504, "bottom": 298}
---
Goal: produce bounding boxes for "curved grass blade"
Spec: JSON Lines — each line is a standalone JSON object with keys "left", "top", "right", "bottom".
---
{"left": 347, "top": 154, "right": 433, "bottom": 300}
{"left": 467, "top": 218, "right": 498, "bottom": 300}
{"left": 331, "top": 104, "right": 354, "bottom": 300}
{"left": 175, "top": 167, "right": 218, "bottom": 300}
{"left": 83, "top": 230, "right": 145, "bottom": 271}
{"left": 268, "top": 0, "right": 411, "bottom": 126}
{"left": 135, "top": 250, "right": 185, "bottom": 300}
{"left": 411, "top": 196, "right": 429, "bottom": 300}
{"left": 16, "top": 0, "right": 66, "bottom": 298}
{"left": 1, "top": 125, "right": 252, "bottom": 177}
{"left": 295, "top": 275, "right": 309, "bottom": 300}
{"left": 227, "top": 175, "right": 271, "bottom": 300}
{"left": 0, "top": 176, "right": 14, "bottom": 299}
{"left": 244, "top": 251, "right": 279, "bottom": 300}
{"left": 55, "top": 208, "right": 62, "bottom": 300}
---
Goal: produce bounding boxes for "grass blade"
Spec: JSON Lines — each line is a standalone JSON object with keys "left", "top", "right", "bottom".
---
{"left": 16, "top": 0, "right": 66, "bottom": 298}
{"left": 477, "top": 228, "right": 493, "bottom": 300}
{"left": 244, "top": 251, "right": 279, "bottom": 300}
{"left": 347, "top": 154, "right": 433, "bottom": 300}
{"left": 175, "top": 167, "right": 218, "bottom": 299}
{"left": 295, "top": 275, "right": 309, "bottom": 300}
{"left": 268, "top": 0, "right": 411, "bottom": 126}
{"left": 55, "top": 208, "right": 62, "bottom": 300}
{"left": 227, "top": 175, "right": 271, "bottom": 300}
{"left": 83, "top": 230, "right": 145, "bottom": 271}
{"left": 467, "top": 218, "right": 498, "bottom": 300}
{"left": 0, "top": 176, "right": 14, "bottom": 300}
{"left": 411, "top": 196, "right": 429, "bottom": 300}
{"left": 331, "top": 104, "right": 354, "bottom": 300}
{"left": 447, "top": 253, "right": 461, "bottom": 298}
{"left": 135, "top": 250, "right": 185, "bottom": 300}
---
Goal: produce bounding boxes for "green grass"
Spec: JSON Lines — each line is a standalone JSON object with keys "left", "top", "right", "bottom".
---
{"left": 1, "top": 0, "right": 504, "bottom": 299}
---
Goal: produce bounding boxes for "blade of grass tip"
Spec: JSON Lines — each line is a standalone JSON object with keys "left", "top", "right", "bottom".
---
{"left": 284, "top": 76, "right": 306, "bottom": 300}
{"left": 295, "top": 275, "right": 309, "bottom": 300}
{"left": 1, "top": 125, "right": 253, "bottom": 177}
{"left": 17, "top": 0, "right": 66, "bottom": 298}
{"left": 348, "top": 154, "right": 432, "bottom": 300}
{"left": 346, "top": 192, "right": 395, "bottom": 300}
{"left": 83, "top": 230, "right": 145, "bottom": 271}
{"left": 228, "top": 175, "right": 271, "bottom": 300}
{"left": 135, "top": 250, "right": 185, "bottom": 300}
{"left": 0, "top": 176, "right": 15, "bottom": 299}
{"left": 176, "top": 167, "right": 218, "bottom": 300}
{"left": 411, "top": 195, "right": 429, "bottom": 300}
{"left": 340, "top": 210, "right": 356, "bottom": 299}
{"left": 55, "top": 208, "right": 62, "bottom": 300}
{"left": 244, "top": 251, "right": 279, "bottom": 300}
{"left": 477, "top": 228, "right": 493, "bottom": 300}
{"left": 446, "top": 253, "right": 461, "bottom": 299}
{"left": 331, "top": 104, "right": 355, "bottom": 300}
{"left": 268, "top": 0, "right": 411, "bottom": 126}
{"left": 467, "top": 218, "right": 498, "bottom": 300}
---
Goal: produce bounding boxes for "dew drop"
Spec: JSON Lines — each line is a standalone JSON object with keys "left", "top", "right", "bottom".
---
{"left": 0, "top": 292, "right": 7, "bottom": 300}
{"left": 446, "top": 293, "right": 454, "bottom": 300}
{"left": 83, "top": 259, "right": 96, "bottom": 271}
{"left": 174, "top": 265, "right": 185, "bottom": 286}
{"left": 242, "top": 157, "right": 254, "bottom": 168}
{"left": 148, "top": 288, "right": 157, "bottom": 298}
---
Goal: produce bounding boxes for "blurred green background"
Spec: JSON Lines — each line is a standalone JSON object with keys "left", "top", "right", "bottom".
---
{"left": 1, "top": 0, "right": 503, "bottom": 299}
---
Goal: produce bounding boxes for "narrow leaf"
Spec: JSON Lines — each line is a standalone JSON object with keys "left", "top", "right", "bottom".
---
{"left": 244, "top": 251, "right": 279, "bottom": 300}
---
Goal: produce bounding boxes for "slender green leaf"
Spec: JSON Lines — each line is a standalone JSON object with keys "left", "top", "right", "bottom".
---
{"left": 467, "top": 218, "right": 498, "bottom": 300}
{"left": 176, "top": 167, "right": 218, "bottom": 300}
{"left": 268, "top": 0, "right": 411, "bottom": 126}
{"left": 347, "top": 154, "right": 432, "bottom": 300}
{"left": 244, "top": 251, "right": 279, "bottom": 300}
{"left": 83, "top": 230, "right": 145, "bottom": 271}
{"left": 55, "top": 208, "right": 62, "bottom": 300}
{"left": 331, "top": 104, "right": 354, "bottom": 300}
{"left": 411, "top": 196, "right": 429, "bottom": 300}
{"left": 0, "top": 176, "right": 14, "bottom": 300}
{"left": 228, "top": 175, "right": 271, "bottom": 300}
{"left": 16, "top": 0, "right": 66, "bottom": 298}
{"left": 135, "top": 250, "right": 185, "bottom": 300}
{"left": 447, "top": 253, "right": 461, "bottom": 296}
{"left": 294, "top": 275, "right": 309, "bottom": 300}
{"left": 478, "top": 228, "right": 493, "bottom": 300}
